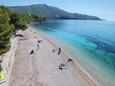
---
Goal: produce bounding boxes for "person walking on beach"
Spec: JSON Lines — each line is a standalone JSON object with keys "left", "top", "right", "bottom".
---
{"left": 58, "top": 47, "right": 61, "bottom": 55}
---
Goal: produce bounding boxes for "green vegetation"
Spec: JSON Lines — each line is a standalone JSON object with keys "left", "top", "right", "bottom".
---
{"left": 31, "top": 14, "right": 46, "bottom": 22}
{"left": 0, "top": 6, "right": 45, "bottom": 55}
{"left": 10, "top": 4, "right": 101, "bottom": 20}
{"left": 0, "top": 6, "right": 14, "bottom": 54}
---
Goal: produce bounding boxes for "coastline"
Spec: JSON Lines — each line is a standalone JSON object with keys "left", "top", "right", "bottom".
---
{"left": 9, "top": 26, "right": 99, "bottom": 86}
{"left": 30, "top": 26, "right": 99, "bottom": 86}
{"left": 32, "top": 24, "right": 115, "bottom": 86}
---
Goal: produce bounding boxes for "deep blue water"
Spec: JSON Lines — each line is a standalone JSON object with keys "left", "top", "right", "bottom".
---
{"left": 34, "top": 20, "right": 115, "bottom": 85}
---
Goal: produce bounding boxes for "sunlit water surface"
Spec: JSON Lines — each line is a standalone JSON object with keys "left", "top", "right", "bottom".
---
{"left": 33, "top": 20, "right": 115, "bottom": 86}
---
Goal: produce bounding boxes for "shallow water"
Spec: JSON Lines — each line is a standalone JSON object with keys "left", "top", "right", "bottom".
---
{"left": 34, "top": 20, "right": 115, "bottom": 86}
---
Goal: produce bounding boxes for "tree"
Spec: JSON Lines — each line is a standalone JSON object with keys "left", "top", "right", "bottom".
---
{"left": 0, "top": 6, "right": 10, "bottom": 24}
{"left": 0, "top": 6, "right": 46, "bottom": 54}
{"left": 10, "top": 12, "right": 28, "bottom": 30}
{"left": 0, "top": 23, "right": 14, "bottom": 54}
{"left": 31, "top": 14, "right": 46, "bottom": 22}
{"left": 0, "top": 6, "right": 14, "bottom": 54}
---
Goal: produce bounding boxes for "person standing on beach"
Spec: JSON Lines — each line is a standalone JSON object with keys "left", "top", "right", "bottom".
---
{"left": 58, "top": 47, "right": 61, "bottom": 55}
{"left": 36, "top": 40, "right": 42, "bottom": 50}
{"left": 37, "top": 43, "right": 39, "bottom": 49}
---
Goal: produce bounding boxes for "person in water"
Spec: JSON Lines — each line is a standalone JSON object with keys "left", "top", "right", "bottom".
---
{"left": 58, "top": 47, "right": 61, "bottom": 55}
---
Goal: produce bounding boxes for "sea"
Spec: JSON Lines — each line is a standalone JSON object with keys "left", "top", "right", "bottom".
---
{"left": 33, "top": 20, "right": 115, "bottom": 86}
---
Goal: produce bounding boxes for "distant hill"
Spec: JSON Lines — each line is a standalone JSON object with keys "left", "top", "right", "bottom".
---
{"left": 9, "top": 4, "right": 101, "bottom": 20}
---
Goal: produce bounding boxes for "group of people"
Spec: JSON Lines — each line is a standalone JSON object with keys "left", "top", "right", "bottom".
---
{"left": 30, "top": 40, "right": 42, "bottom": 55}
{"left": 58, "top": 58, "right": 73, "bottom": 70}
{"left": 30, "top": 33, "right": 74, "bottom": 71}
{"left": 57, "top": 47, "right": 73, "bottom": 70}
{"left": 58, "top": 63, "right": 66, "bottom": 70}
{"left": 52, "top": 47, "right": 73, "bottom": 70}
{"left": 52, "top": 47, "right": 61, "bottom": 54}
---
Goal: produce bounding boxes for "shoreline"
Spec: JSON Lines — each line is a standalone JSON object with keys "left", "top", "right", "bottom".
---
{"left": 9, "top": 26, "right": 99, "bottom": 86}
{"left": 30, "top": 26, "right": 99, "bottom": 86}
{"left": 33, "top": 26, "right": 115, "bottom": 86}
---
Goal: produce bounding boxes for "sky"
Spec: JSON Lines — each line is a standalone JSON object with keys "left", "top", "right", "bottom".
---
{"left": 0, "top": 0, "right": 115, "bottom": 21}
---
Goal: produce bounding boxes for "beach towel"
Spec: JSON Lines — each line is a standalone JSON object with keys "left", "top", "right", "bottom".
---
{"left": 0, "top": 69, "right": 6, "bottom": 81}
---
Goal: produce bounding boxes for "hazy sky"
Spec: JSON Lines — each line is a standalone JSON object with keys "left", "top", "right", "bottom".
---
{"left": 0, "top": 0, "right": 115, "bottom": 21}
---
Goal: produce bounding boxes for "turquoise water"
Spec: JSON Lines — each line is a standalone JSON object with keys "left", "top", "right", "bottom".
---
{"left": 34, "top": 20, "right": 115, "bottom": 86}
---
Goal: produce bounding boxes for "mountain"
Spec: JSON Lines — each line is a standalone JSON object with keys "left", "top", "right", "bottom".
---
{"left": 9, "top": 4, "right": 101, "bottom": 20}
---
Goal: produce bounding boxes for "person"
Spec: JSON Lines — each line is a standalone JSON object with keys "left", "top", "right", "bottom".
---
{"left": 37, "top": 43, "right": 39, "bottom": 49}
{"left": 67, "top": 58, "right": 73, "bottom": 62}
{"left": 58, "top": 47, "right": 61, "bottom": 55}
{"left": 30, "top": 50, "right": 34, "bottom": 55}
{"left": 59, "top": 65, "right": 63, "bottom": 70}
{"left": 52, "top": 49, "right": 55, "bottom": 53}
{"left": 38, "top": 40, "right": 42, "bottom": 43}
{"left": 58, "top": 63, "right": 66, "bottom": 70}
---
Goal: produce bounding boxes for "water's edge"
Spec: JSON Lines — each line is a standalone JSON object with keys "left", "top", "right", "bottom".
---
{"left": 32, "top": 20, "right": 115, "bottom": 86}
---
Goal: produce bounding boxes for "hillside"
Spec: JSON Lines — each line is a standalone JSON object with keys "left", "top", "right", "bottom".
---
{"left": 9, "top": 4, "right": 101, "bottom": 20}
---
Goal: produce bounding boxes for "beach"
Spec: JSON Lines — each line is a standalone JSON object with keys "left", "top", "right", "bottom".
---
{"left": 9, "top": 26, "right": 99, "bottom": 86}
